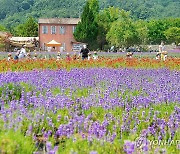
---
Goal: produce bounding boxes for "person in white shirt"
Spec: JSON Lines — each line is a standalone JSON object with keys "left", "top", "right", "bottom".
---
{"left": 159, "top": 41, "right": 166, "bottom": 60}
{"left": 159, "top": 41, "right": 165, "bottom": 53}
{"left": 93, "top": 51, "right": 98, "bottom": 60}
{"left": 56, "top": 52, "right": 61, "bottom": 61}
{"left": 88, "top": 52, "right": 91, "bottom": 60}
{"left": 19, "top": 45, "right": 27, "bottom": 59}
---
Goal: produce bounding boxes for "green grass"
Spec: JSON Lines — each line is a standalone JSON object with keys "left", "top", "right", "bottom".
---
{"left": 0, "top": 131, "right": 36, "bottom": 154}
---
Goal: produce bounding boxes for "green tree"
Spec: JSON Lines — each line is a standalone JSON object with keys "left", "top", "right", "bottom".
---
{"left": 89, "top": 0, "right": 99, "bottom": 15}
{"left": 96, "top": 7, "right": 121, "bottom": 49}
{"left": 23, "top": 17, "right": 38, "bottom": 37}
{"left": 0, "top": 25, "right": 7, "bottom": 32}
{"left": 13, "top": 24, "right": 26, "bottom": 36}
{"left": 135, "top": 20, "right": 148, "bottom": 45}
{"left": 147, "top": 18, "right": 180, "bottom": 44}
{"left": 164, "top": 27, "right": 180, "bottom": 44}
{"left": 13, "top": 17, "right": 38, "bottom": 37}
{"left": 106, "top": 10, "right": 140, "bottom": 48}
{"left": 147, "top": 19, "right": 169, "bottom": 44}
{"left": 97, "top": 7, "right": 120, "bottom": 32}
{"left": 73, "top": 0, "right": 99, "bottom": 49}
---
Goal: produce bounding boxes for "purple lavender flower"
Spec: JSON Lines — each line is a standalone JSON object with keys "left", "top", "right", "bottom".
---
{"left": 89, "top": 151, "right": 98, "bottom": 154}
{"left": 124, "top": 140, "right": 135, "bottom": 154}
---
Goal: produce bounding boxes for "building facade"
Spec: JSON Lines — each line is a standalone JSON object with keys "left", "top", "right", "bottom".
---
{"left": 38, "top": 18, "right": 81, "bottom": 52}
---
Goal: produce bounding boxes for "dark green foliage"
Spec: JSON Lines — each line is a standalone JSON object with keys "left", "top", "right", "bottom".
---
{"left": 0, "top": 25, "right": 7, "bottom": 32}
{"left": 147, "top": 18, "right": 180, "bottom": 44}
{"left": 13, "top": 17, "right": 38, "bottom": 37}
{"left": 165, "top": 27, "right": 180, "bottom": 44}
{"left": 0, "top": 0, "right": 179, "bottom": 28}
{"left": 96, "top": 7, "right": 121, "bottom": 49}
{"left": 106, "top": 10, "right": 141, "bottom": 47}
{"left": 73, "top": 0, "right": 99, "bottom": 49}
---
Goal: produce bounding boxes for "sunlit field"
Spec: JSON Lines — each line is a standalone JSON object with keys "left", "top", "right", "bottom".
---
{"left": 0, "top": 0, "right": 180, "bottom": 153}
{"left": 0, "top": 57, "right": 179, "bottom": 154}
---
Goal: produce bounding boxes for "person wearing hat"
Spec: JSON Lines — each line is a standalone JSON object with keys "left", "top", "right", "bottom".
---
{"left": 155, "top": 52, "right": 161, "bottom": 60}
{"left": 93, "top": 51, "right": 98, "bottom": 60}
{"left": 126, "top": 52, "right": 133, "bottom": 58}
{"left": 72, "top": 52, "right": 78, "bottom": 60}
{"left": 26, "top": 53, "right": 31, "bottom": 60}
{"left": 7, "top": 53, "right": 12, "bottom": 61}
{"left": 66, "top": 53, "right": 71, "bottom": 61}
{"left": 56, "top": 52, "right": 61, "bottom": 61}
{"left": 33, "top": 53, "right": 38, "bottom": 60}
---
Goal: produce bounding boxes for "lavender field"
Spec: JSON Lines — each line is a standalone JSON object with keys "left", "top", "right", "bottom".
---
{"left": 0, "top": 68, "right": 180, "bottom": 154}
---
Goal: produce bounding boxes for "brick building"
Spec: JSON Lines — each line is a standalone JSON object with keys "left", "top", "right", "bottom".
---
{"left": 38, "top": 18, "right": 81, "bottom": 52}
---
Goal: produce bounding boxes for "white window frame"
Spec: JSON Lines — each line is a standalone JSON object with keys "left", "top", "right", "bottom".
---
{"left": 72, "top": 26, "right": 76, "bottom": 33}
{"left": 62, "top": 43, "right": 66, "bottom": 51}
{"left": 60, "top": 26, "right": 65, "bottom": 34}
{"left": 51, "top": 26, "right": 56, "bottom": 34}
{"left": 42, "top": 26, "right": 48, "bottom": 34}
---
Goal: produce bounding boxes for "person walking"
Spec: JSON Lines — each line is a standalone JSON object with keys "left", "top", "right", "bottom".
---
{"left": 159, "top": 41, "right": 165, "bottom": 60}
{"left": 159, "top": 41, "right": 165, "bottom": 53}
{"left": 80, "top": 44, "right": 89, "bottom": 60}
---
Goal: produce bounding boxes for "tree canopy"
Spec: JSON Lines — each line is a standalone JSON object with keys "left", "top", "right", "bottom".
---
{"left": 106, "top": 11, "right": 141, "bottom": 47}
{"left": 13, "top": 17, "right": 38, "bottom": 37}
{"left": 74, "top": 0, "right": 99, "bottom": 49}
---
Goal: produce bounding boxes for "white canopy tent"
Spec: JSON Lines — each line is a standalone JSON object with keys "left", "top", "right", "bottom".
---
{"left": 46, "top": 40, "right": 61, "bottom": 47}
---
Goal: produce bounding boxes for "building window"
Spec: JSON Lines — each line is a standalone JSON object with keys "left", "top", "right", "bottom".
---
{"left": 51, "top": 26, "right": 56, "bottom": 34}
{"left": 42, "top": 26, "right": 48, "bottom": 34}
{"left": 62, "top": 43, "right": 66, "bottom": 51}
{"left": 43, "top": 43, "right": 47, "bottom": 51}
{"left": 72, "top": 26, "right": 76, "bottom": 33}
{"left": 60, "top": 26, "right": 65, "bottom": 34}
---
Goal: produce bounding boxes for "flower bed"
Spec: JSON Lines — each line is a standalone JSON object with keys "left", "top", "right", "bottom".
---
{"left": 0, "top": 68, "right": 179, "bottom": 153}
{"left": 0, "top": 57, "right": 180, "bottom": 72}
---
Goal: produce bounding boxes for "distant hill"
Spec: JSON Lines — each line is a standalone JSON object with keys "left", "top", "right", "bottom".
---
{"left": 0, "top": 0, "right": 180, "bottom": 28}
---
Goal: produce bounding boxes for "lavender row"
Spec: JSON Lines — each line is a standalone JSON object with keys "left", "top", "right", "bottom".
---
{"left": 0, "top": 68, "right": 179, "bottom": 153}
